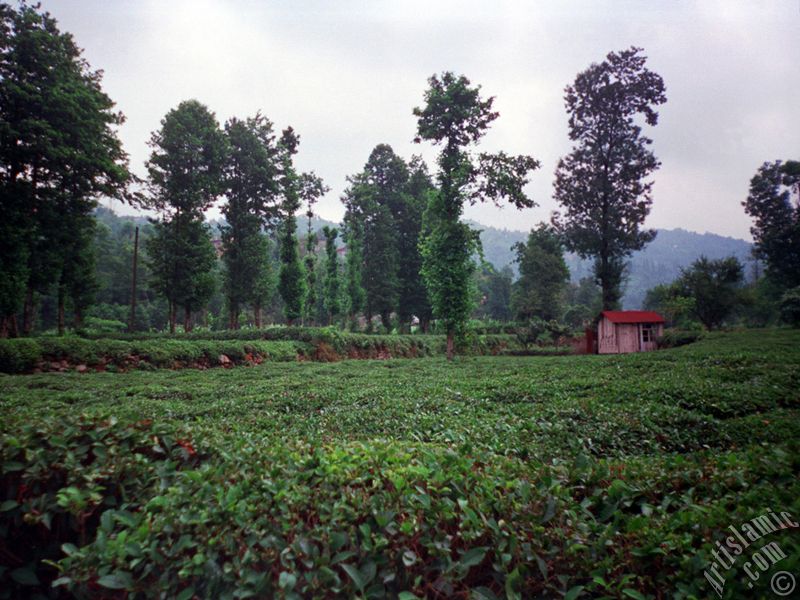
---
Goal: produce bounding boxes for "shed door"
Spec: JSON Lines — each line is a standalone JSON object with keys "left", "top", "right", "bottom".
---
{"left": 617, "top": 324, "right": 640, "bottom": 353}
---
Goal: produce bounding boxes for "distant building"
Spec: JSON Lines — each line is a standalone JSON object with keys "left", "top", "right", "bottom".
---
{"left": 597, "top": 310, "right": 665, "bottom": 354}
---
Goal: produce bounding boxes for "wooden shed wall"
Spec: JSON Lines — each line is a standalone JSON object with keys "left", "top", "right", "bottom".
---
{"left": 597, "top": 317, "right": 663, "bottom": 354}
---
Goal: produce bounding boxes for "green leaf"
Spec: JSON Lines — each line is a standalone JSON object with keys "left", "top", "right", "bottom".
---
{"left": 342, "top": 563, "right": 366, "bottom": 591}
{"left": 460, "top": 546, "right": 488, "bottom": 568}
{"left": 0, "top": 499, "right": 18, "bottom": 511}
{"left": 97, "top": 572, "right": 132, "bottom": 590}
{"left": 622, "top": 590, "right": 647, "bottom": 600}
{"left": 471, "top": 587, "right": 499, "bottom": 600}
{"left": 564, "top": 585, "right": 584, "bottom": 600}
{"left": 398, "top": 593, "right": 419, "bottom": 600}
{"left": 279, "top": 571, "right": 297, "bottom": 590}
{"left": 10, "top": 567, "right": 39, "bottom": 586}
{"left": 341, "top": 561, "right": 375, "bottom": 592}
{"left": 176, "top": 587, "right": 195, "bottom": 600}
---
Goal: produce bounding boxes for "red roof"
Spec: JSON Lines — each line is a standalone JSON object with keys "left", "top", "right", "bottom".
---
{"left": 600, "top": 310, "right": 665, "bottom": 324}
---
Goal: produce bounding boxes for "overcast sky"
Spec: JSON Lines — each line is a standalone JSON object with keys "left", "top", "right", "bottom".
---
{"left": 42, "top": 0, "right": 799, "bottom": 240}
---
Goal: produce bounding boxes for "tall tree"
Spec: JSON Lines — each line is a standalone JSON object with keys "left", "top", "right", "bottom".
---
{"left": 397, "top": 156, "right": 434, "bottom": 332}
{"left": 511, "top": 224, "right": 570, "bottom": 322}
{"left": 743, "top": 160, "right": 800, "bottom": 289}
{"left": 342, "top": 206, "right": 366, "bottom": 329}
{"left": 221, "top": 114, "right": 280, "bottom": 328}
{"left": 276, "top": 127, "right": 327, "bottom": 325}
{"left": 413, "top": 72, "right": 539, "bottom": 359}
{"left": 674, "top": 256, "right": 744, "bottom": 330}
{"left": 144, "top": 99, "right": 227, "bottom": 331}
{"left": 553, "top": 47, "right": 666, "bottom": 310}
{"left": 474, "top": 263, "right": 513, "bottom": 322}
{"left": 303, "top": 194, "right": 319, "bottom": 325}
{"left": 0, "top": 3, "right": 131, "bottom": 336}
{"left": 322, "top": 226, "right": 342, "bottom": 325}
{"left": 342, "top": 145, "right": 407, "bottom": 331}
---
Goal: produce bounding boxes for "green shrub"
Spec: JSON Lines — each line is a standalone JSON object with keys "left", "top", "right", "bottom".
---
{"left": 0, "top": 417, "right": 205, "bottom": 599}
{"left": 0, "top": 339, "right": 41, "bottom": 373}
{"left": 657, "top": 329, "right": 704, "bottom": 348}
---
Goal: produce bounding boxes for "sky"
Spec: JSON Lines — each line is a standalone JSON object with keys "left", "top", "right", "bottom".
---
{"left": 40, "top": 0, "right": 799, "bottom": 240}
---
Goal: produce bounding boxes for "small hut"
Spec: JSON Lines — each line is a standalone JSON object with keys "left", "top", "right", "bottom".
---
{"left": 597, "top": 311, "right": 665, "bottom": 354}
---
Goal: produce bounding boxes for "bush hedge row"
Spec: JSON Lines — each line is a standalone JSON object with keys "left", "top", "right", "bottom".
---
{"left": 0, "top": 332, "right": 517, "bottom": 373}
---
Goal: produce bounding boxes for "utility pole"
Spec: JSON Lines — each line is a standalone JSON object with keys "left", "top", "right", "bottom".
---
{"left": 128, "top": 226, "right": 139, "bottom": 332}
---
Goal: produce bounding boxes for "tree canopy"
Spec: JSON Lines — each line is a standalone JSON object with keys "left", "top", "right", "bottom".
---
{"left": 553, "top": 47, "right": 666, "bottom": 310}
{"left": 743, "top": 160, "right": 800, "bottom": 289}
{"left": 414, "top": 71, "right": 539, "bottom": 358}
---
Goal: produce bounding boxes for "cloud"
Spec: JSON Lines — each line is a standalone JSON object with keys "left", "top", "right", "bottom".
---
{"left": 44, "top": 0, "right": 800, "bottom": 240}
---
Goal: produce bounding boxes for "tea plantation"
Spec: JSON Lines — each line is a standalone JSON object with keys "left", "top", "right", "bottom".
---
{"left": 1, "top": 329, "right": 798, "bottom": 599}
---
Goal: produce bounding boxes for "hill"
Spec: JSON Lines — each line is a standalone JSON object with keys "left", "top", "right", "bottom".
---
{"left": 473, "top": 222, "right": 754, "bottom": 309}
{"left": 96, "top": 208, "right": 753, "bottom": 310}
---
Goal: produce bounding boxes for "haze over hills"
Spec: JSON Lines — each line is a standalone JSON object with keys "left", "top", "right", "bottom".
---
{"left": 103, "top": 209, "right": 753, "bottom": 310}
{"left": 475, "top": 223, "right": 754, "bottom": 309}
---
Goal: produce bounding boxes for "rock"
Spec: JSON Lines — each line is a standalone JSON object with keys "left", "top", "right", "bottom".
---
{"left": 50, "top": 361, "right": 61, "bottom": 371}
{"left": 218, "top": 354, "right": 231, "bottom": 366}
{"left": 75, "top": 364, "right": 88, "bottom": 373}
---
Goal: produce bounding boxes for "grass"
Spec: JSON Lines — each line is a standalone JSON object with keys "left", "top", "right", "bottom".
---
{"left": 1, "top": 329, "right": 798, "bottom": 598}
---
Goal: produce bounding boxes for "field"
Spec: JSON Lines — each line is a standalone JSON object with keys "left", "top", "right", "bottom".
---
{"left": 1, "top": 329, "right": 799, "bottom": 598}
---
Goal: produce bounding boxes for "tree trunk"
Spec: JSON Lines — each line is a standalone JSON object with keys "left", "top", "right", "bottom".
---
{"left": 420, "top": 317, "right": 430, "bottom": 334}
{"left": 128, "top": 226, "right": 139, "bottom": 332}
{"left": 57, "top": 286, "right": 65, "bottom": 336}
{"left": 184, "top": 306, "right": 192, "bottom": 332}
{"left": 229, "top": 305, "right": 239, "bottom": 330}
{"left": 22, "top": 285, "right": 35, "bottom": 336}
{"left": 9, "top": 316, "right": 19, "bottom": 338}
{"left": 74, "top": 306, "right": 83, "bottom": 330}
{"left": 381, "top": 310, "right": 391, "bottom": 333}
{"left": 446, "top": 330, "right": 455, "bottom": 361}
{"left": 169, "top": 300, "right": 176, "bottom": 334}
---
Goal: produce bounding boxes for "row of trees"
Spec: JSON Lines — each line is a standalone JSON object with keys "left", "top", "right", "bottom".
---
{"left": 0, "top": 4, "right": 132, "bottom": 337}
{"left": 8, "top": 4, "right": 796, "bottom": 352}
{"left": 0, "top": 4, "right": 673, "bottom": 355}
{"left": 644, "top": 159, "right": 800, "bottom": 330}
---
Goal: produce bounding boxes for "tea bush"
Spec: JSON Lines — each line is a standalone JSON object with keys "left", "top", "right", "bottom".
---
{"left": 1, "top": 329, "right": 798, "bottom": 598}
{"left": 0, "top": 417, "right": 206, "bottom": 599}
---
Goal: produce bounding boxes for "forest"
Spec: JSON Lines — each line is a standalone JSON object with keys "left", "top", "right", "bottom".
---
{"left": 1, "top": 3, "right": 799, "bottom": 599}
{"left": 2, "top": 4, "right": 797, "bottom": 354}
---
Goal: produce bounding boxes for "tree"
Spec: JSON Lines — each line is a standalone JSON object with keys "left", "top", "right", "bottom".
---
{"left": 674, "top": 256, "right": 743, "bottom": 330}
{"left": 413, "top": 72, "right": 540, "bottom": 359}
{"left": 221, "top": 114, "right": 281, "bottom": 328}
{"left": 511, "top": 224, "right": 570, "bottom": 322}
{"left": 303, "top": 193, "right": 319, "bottom": 325}
{"left": 0, "top": 3, "right": 131, "bottom": 336}
{"left": 743, "top": 160, "right": 800, "bottom": 289}
{"left": 251, "top": 234, "right": 276, "bottom": 328}
{"left": 322, "top": 226, "right": 342, "bottom": 324}
{"left": 779, "top": 286, "right": 800, "bottom": 327}
{"left": 341, "top": 145, "right": 408, "bottom": 331}
{"left": 474, "top": 263, "right": 513, "bottom": 322}
{"left": 643, "top": 283, "right": 694, "bottom": 328}
{"left": 144, "top": 100, "right": 227, "bottom": 332}
{"left": 146, "top": 216, "right": 217, "bottom": 332}
{"left": 553, "top": 47, "right": 666, "bottom": 310}
{"left": 397, "top": 156, "right": 434, "bottom": 332}
{"left": 276, "top": 127, "right": 326, "bottom": 325}
{"left": 342, "top": 210, "right": 366, "bottom": 329}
